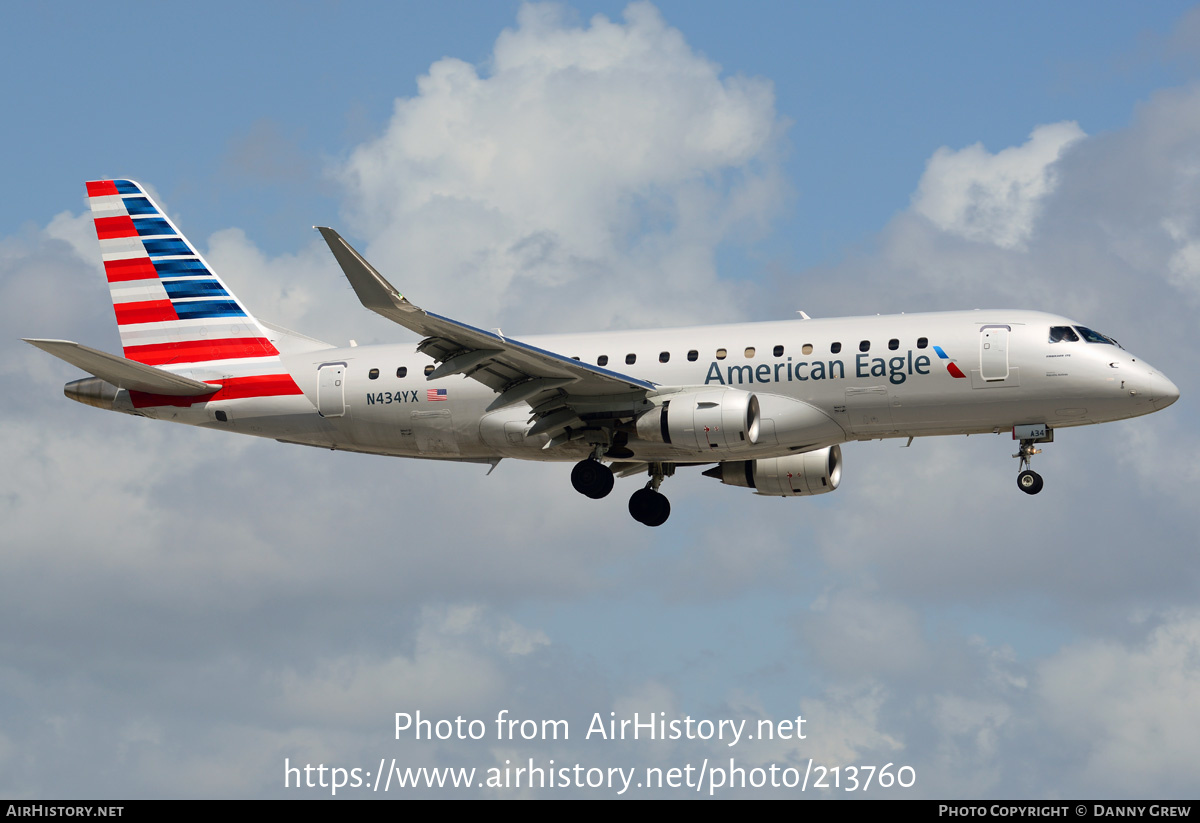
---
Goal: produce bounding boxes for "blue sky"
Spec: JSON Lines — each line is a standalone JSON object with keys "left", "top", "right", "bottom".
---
{"left": 6, "top": 1, "right": 1194, "bottom": 263}
{"left": 3, "top": 1, "right": 1200, "bottom": 798}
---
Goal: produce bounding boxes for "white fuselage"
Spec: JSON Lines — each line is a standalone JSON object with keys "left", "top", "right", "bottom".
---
{"left": 123, "top": 309, "right": 1176, "bottom": 465}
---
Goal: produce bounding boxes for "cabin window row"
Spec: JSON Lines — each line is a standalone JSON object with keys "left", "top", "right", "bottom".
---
{"left": 587, "top": 338, "right": 929, "bottom": 366}
{"left": 365, "top": 338, "right": 933, "bottom": 378}
{"left": 366, "top": 366, "right": 421, "bottom": 380}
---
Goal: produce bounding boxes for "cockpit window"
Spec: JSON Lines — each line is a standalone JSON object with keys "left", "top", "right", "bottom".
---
{"left": 1075, "top": 326, "right": 1121, "bottom": 347}
{"left": 1049, "top": 326, "right": 1079, "bottom": 343}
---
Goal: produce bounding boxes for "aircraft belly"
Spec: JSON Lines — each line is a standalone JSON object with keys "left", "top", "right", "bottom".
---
{"left": 332, "top": 362, "right": 499, "bottom": 456}
{"left": 860, "top": 374, "right": 1065, "bottom": 437}
{"left": 409, "top": 409, "right": 458, "bottom": 455}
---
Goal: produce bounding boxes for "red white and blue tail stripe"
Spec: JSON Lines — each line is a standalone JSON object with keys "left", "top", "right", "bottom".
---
{"left": 86, "top": 179, "right": 303, "bottom": 407}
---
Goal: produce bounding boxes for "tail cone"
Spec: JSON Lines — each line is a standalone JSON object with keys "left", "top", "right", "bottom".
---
{"left": 64, "top": 377, "right": 118, "bottom": 410}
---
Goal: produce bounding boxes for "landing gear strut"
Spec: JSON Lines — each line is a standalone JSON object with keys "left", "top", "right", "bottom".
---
{"left": 1014, "top": 439, "right": 1044, "bottom": 495}
{"left": 629, "top": 463, "right": 673, "bottom": 527}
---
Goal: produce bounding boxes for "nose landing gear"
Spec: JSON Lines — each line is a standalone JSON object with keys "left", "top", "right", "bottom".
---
{"left": 1017, "top": 467, "right": 1044, "bottom": 495}
{"left": 1011, "top": 424, "right": 1053, "bottom": 496}
{"left": 1014, "top": 438, "right": 1044, "bottom": 495}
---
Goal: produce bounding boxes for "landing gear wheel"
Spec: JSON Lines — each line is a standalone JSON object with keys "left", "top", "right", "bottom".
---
{"left": 1017, "top": 469, "right": 1043, "bottom": 495}
{"left": 571, "top": 459, "right": 614, "bottom": 499}
{"left": 629, "top": 487, "right": 671, "bottom": 527}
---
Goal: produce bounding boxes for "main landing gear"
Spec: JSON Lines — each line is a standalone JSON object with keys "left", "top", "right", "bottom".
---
{"left": 629, "top": 463, "right": 674, "bottom": 527}
{"left": 570, "top": 455, "right": 674, "bottom": 526}
{"left": 570, "top": 457, "right": 614, "bottom": 499}
{"left": 1014, "top": 438, "right": 1045, "bottom": 495}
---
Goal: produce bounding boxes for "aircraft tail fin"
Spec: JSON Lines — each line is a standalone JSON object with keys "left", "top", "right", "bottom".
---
{"left": 85, "top": 179, "right": 280, "bottom": 368}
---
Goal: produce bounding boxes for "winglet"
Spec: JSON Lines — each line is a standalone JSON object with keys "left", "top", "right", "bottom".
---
{"left": 315, "top": 227, "right": 419, "bottom": 325}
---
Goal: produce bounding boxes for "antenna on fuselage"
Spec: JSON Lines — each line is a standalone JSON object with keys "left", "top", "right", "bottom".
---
{"left": 797, "top": 311, "right": 811, "bottom": 320}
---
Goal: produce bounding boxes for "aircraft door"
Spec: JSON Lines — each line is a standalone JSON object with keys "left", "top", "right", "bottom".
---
{"left": 317, "top": 363, "right": 346, "bottom": 417}
{"left": 979, "top": 326, "right": 1010, "bottom": 382}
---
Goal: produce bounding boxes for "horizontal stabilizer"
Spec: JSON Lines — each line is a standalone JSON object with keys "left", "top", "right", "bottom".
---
{"left": 23, "top": 339, "right": 219, "bottom": 396}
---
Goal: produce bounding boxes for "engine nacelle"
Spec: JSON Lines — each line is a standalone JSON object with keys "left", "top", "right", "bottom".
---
{"left": 705, "top": 445, "right": 842, "bottom": 496}
{"left": 634, "top": 388, "right": 760, "bottom": 453}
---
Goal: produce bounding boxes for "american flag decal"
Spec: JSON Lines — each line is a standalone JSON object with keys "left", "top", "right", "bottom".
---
{"left": 427, "top": 388, "right": 448, "bottom": 401}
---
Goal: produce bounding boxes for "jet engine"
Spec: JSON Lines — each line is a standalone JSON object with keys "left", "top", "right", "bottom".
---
{"left": 634, "top": 388, "right": 760, "bottom": 452}
{"left": 704, "top": 445, "right": 842, "bottom": 496}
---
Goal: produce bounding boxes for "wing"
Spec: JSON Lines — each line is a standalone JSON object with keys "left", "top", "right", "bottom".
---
{"left": 316, "top": 227, "right": 655, "bottom": 440}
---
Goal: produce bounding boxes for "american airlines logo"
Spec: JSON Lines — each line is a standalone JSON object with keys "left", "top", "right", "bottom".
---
{"left": 933, "top": 345, "right": 967, "bottom": 378}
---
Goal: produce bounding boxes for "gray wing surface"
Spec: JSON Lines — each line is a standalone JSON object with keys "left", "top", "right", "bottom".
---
{"left": 316, "top": 227, "right": 654, "bottom": 434}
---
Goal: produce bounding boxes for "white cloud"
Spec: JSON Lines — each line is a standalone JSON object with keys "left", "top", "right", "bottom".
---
{"left": 1162, "top": 215, "right": 1200, "bottom": 298}
{"left": 202, "top": 228, "right": 356, "bottom": 344}
{"left": 1037, "top": 610, "right": 1200, "bottom": 794}
{"left": 1113, "top": 421, "right": 1200, "bottom": 506}
{"left": 798, "top": 683, "right": 904, "bottom": 768}
{"left": 1167, "top": 6, "right": 1200, "bottom": 61}
{"left": 278, "top": 605, "right": 547, "bottom": 726}
{"left": 43, "top": 210, "right": 100, "bottom": 268}
{"left": 800, "top": 589, "right": 930, "bottom": 678}
{"left": 338, "top": 1, "right": 784, "bottom": 333}
{"left": 911, "top": 122, "right": 1085, "bottom": 250}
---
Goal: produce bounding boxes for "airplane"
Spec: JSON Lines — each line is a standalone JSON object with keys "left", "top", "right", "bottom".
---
{"left": 25, "top": 180, "right": 1180, "bottom": 526}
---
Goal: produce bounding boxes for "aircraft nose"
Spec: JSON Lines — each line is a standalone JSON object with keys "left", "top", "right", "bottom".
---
{"left": 1150, "top": 370, "right": 1180, "bottom": 409}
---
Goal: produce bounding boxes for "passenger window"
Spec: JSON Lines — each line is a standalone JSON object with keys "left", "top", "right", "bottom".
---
{"left": 659, "top": 352, "right": 670, "bottom": 363}
{"left": 424, "top": 365, "right": 435, "bottom": 376}
{"left": 396, "top": 367, "right": 407, "bottom": 378}
{"left": 369, "top": 368, "right": 380, "bottom": 380}
{"left": 1049, "top": 326, "right": 1079, "bottom": 343}
{"left": 917, "top": 338, "right": 928, "bottom": 349}
{"left": 716, "top": 348, "right": 727, "bottom": 360}
{"left": 859, "top": 340, "right": 870, "bottom": 353}
{"left": 597, "top": 355, "right": 609, "bottom": 367}
{"left": 626, "top": 353, "right": 637, "bottom": 365}
{"left": 888, "top": 339, "right": 899, "bottom": 350}
{"left": 773, "top": 345, "right": 784, "bottom": 357}
{"left": 802, "top": 343, "right": 813, "bottom": 355}
{"left": 745, "top": 347, "right": 756, "bottom": 358}
{"left": 571, "top": 356, "right": 580, "bottom": 361}
{"left": 687, "top": 350, "right": 698, "bottom": 362}
{"left": 831, "top": 342, "right": 842, "bottom": 354}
